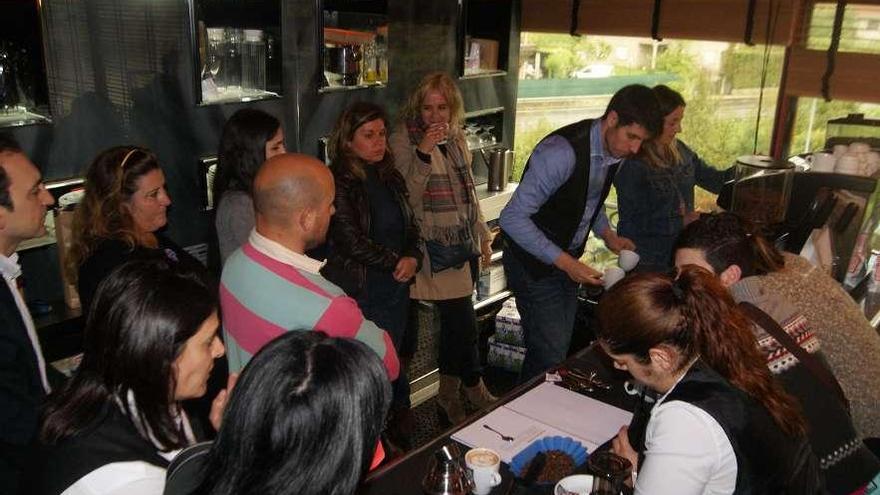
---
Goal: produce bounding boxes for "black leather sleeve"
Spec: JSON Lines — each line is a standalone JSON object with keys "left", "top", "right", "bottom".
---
{"left": 330, "top": 176, "right": 400, "bottom": 271}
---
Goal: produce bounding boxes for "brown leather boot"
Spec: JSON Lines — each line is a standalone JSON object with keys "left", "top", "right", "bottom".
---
{"left": 437, "top": 375, "right": 466, "bottom": 424}
{"left": 464, "top": 378, "right": 497, "bottom": 410}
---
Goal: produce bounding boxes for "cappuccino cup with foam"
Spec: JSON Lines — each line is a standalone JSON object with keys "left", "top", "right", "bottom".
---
{"left": 465, "top": 448, "right": 502, "bottom": 495}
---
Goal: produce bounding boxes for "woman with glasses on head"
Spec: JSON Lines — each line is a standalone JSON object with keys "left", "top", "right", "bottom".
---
{"left": 322, "top": 101, "right": 421, "bottom": 448}
{"left": 214, "top": 109, "right": 286, "bottom": 263}
{"left": 598, "top": 266, "right": 821, "bottom": 494}
{"left": 68, "top": 146, "right": 204, "bottom": 313}
{"left": 32, "top": 258, "right": 231, "bottom": 495}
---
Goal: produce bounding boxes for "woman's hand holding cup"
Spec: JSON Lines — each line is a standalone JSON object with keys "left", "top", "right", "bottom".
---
{"left": 417, "top": 122, "right": 450, "bottom": 154}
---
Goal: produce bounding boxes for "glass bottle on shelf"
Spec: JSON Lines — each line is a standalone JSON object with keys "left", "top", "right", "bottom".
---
{"left": 222, "top": 28, "right": 243, "bottom": 94}
{"left": 242, "top": 29, "right": 266, "bottom": 94}
{"left": 362, "top": 40, "right": 378, "bottom": 84}
{"left": 376, "top": 34, "right": 388, "bottom": 83}
{"left": 203, "top": 28, "right": 225, "bottom": 98}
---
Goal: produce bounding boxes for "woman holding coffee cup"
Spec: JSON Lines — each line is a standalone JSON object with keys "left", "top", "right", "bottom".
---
{"left": 390, "top": 72, "right": 495, "bottom": 425}
{"left": 613, "top": 85, "right": 732, "bottom": 273}
{"left": 598, "top": 266, "right": 822, "bottom": 494}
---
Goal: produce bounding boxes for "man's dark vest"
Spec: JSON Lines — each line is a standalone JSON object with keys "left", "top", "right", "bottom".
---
{"left": 502, "top": 119, "right": 618, "bottom": 278}
{"left": 643, "top": 362, "right": 823, "bottom": 494}
{"left": 31, "top": 402, "right": 170, "bottom": 495}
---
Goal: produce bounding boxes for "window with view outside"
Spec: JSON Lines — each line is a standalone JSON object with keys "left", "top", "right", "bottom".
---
{"left": 514, "top": 33, "right": 784, "bottom": 269}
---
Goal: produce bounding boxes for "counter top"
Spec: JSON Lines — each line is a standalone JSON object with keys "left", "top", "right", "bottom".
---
{"left": 361, "top": 345, "right": 636, "bottom": 494}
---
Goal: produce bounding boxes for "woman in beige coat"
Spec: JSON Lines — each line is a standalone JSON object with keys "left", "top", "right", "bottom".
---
{"left": 390, "top": 72, "right": 494, "bottom": 423}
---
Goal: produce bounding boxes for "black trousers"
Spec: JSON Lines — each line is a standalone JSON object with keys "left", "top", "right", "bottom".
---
{"left": 435, "top": 296, "right": 482, "bottom": 387}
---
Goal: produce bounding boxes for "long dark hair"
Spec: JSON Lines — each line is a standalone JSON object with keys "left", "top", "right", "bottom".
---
{"left": 639, "top": 84, "right": 686, "bottom": 169}
{"left": 214, "top": 108, "right": 281, "bottom": 204}
{"left": 327, "top": 101, "right": 396, "bottom": 182}
{"left": 675, "top": 212, "right": 785, "bottom": 277}
{"left": 67, "top": 146, "right": 162, "bottom": 279}
{"left": 41, "top": 257, "right": 218, "bottom": 449}
{"left": 597, "top": 266, "right": 806, "bottom": 437}
{"left": 195, "top": 331, "right": 391, "bottom": 495}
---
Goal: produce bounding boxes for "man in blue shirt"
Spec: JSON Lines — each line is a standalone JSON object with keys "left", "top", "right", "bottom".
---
{"left": 500, "top": 85, "right": 662, "bottom": 380}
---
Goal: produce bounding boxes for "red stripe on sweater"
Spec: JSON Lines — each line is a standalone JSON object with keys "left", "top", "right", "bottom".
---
{"left": 219, "top": 284, "right": 285, "bottom": 355}
{"left": 241, "top": 242, "right": 333, "bottom": 298}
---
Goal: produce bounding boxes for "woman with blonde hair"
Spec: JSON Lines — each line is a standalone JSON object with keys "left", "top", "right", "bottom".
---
{"left": 613, "top": 85, "right": 731, "bottom": 272}
{"left": 389, "top": 72, "right": 494, "bottom": 424}
{"left": 68, "top": 146, "right": 203, "bottom": 312}
{"left": 599, "top": 266, "right": 821, "bottom": 494}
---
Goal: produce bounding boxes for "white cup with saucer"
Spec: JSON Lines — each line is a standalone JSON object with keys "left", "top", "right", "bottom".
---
{"left": 555, "top": 474, "right": 595, "bottom": 495}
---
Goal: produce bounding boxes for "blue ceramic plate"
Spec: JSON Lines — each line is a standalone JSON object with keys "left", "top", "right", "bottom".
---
{"left": 509, "top": 436, "right": 590, "bottom": 485}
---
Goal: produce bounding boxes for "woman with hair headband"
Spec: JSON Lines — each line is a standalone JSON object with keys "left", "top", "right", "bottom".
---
{"left": 389, "top": 72, "right": 495, "bottom": 424}
{"left": 68, "top": 146, "right": 204, "bottom": 312}
{"left": 675, "top": 212, "right": 880, "bottom": 492}
{"left": 214, "top": 108, "right": 286, "bottom": 263}
{"left": 598, "top": 266, "right": 821, "bottom": 494}
{"left": 32, "top": 258, "right": 231, "bottom": 495}
{"left": 614, "top": 85, "right": 731, "bottom": 272}
{"left": 164, "top": 331, "right": 391, "bottom": 495}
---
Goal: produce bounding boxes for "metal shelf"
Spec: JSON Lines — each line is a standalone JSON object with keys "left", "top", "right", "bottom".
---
{"left": 473, "top": 289, "right": 511, "bottom": 311}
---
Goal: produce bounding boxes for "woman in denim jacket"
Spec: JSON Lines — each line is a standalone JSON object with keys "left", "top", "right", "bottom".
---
{"left": 614, "top": 85, "right": 731, "bottom": 272}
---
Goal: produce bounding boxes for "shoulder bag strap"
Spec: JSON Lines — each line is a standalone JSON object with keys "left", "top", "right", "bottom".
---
{"left": 738, "top": 301, "right": 850, "bottom": 411}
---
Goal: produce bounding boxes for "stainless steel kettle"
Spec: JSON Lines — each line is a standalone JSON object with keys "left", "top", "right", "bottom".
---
{"left": 421, "top": 444, "right": 473, "bottom": 495}
{"left": 479, "top": 147, "right": 513, "bottom": 192}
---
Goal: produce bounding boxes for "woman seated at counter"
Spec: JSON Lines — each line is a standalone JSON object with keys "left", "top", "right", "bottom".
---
{"left": 214, "top": 108, "right": 286, "bottom": 263}
{"left": 68, "top": 146, "right": 204, "bottom": 312}
{"left": 389, "top": 72, "right": 495, "bottom": 424}
{"left": 32, "top": 257, "right": 230, "bottom": 495}
{"left": 163, "top": 331, "right": 391, "bottom": 495}
{"left": 599, "top": 266, "right": 822, "bottom": 494}
{"left": 675, "top": 212, "right": 880, "bottom": 492}
{"left": 613, "top": 85, "right": 730, "bottom": 272}
{"left": 322, "top": 101, "right": 421, "bottom": 448}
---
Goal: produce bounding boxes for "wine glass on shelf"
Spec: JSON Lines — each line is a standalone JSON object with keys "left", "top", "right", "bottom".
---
{"left": 478, "top": 125, "right": 496, "bottom": 148}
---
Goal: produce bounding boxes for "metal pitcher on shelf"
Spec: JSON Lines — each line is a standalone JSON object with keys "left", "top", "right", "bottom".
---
{"left": 479, "top": 147, "right": 513, "bottom": 192}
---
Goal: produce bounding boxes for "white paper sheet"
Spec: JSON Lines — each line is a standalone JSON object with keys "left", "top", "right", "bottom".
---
{"left": 505, "top": 382, "right": 633, "bottom": 447}
{"left": 451, "top": 382, "right": 633, "bottom": 464}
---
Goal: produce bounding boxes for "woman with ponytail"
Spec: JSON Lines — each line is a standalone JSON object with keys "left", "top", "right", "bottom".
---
{"left": 675, "top": 212, "right": 880, "bottom": 493}
{"left": 598, "top": 266, "right": 821, "bottom": 494}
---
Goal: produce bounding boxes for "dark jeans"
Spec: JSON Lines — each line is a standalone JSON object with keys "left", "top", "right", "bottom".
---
{"left": 434, "top": 296, "right": 482, "bottom": 387}
{"left": 503, "top": 252, "right": 579, "bottom": 382}
{"left": 359, "top": 271, "right": 412, "bottom": 408}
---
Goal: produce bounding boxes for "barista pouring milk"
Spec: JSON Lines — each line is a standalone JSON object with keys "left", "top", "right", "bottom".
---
{"left": 499, "top": 84, "right": 663, "bottom": 381}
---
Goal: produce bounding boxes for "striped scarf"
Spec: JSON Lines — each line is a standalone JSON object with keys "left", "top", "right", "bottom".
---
{"left": 406, "top": 119, "right": 478, "bottom": 247}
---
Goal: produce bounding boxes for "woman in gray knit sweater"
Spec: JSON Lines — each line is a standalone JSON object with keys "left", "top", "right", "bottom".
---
{"left": 675, "top": 212, "right": 880, "bottom": 493}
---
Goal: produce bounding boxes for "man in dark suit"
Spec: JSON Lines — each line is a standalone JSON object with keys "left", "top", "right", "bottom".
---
{"left": 0, "top": 134, "right": 55, "bottom": 493}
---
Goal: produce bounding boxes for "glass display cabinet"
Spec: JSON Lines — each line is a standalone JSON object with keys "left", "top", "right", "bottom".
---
{"left": 188, "top": 0, "right": 282, "bottom": 105}
{"left": 458, "top": 0, "right": 511, "bottom": 78}
{"left": 318, "top": 0, "right": 388, "bottom": 92}
{"left": 0, "top": 0, "right": 51, "bottom": 127}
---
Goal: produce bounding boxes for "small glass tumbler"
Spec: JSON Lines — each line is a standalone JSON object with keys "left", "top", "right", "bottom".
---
{"left": 588, "top": 451, "right": 632, "bottom": 495}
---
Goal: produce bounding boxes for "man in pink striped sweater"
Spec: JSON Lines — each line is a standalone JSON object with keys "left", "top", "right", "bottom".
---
{"left": 220, "top": 153, "right": 399, "bottom": 379}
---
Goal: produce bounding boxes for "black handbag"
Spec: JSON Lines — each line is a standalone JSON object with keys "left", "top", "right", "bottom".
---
{"left": 424, "top": 239, "right": 479, "bottom": 273}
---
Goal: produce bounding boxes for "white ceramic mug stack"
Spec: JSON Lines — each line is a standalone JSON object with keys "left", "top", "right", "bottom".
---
{"left": 810, "top": 152, "right": 836, "bottom": 173}
{"left": 465, "top": 448, "right": 502, "bottom": 495}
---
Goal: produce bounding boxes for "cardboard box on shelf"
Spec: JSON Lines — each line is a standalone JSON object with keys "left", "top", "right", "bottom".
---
{"left": 478, "top": 264, "right": 507, "bottom": 299}
{"left": 472, "top": 37, "right": 499, "bottom": 71}
{"left": 494, "top": 297, "right": 523, "bottom": 346}
{"left": 487, "top": 334, "right": 526, "bottom": 372}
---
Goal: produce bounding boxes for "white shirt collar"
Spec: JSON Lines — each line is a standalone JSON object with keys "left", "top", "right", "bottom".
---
{"left": 248, "top": 229, "right": 326, "bottom": 275}
{"left": 0, "top": 252, "right": 22, "bottom": 282}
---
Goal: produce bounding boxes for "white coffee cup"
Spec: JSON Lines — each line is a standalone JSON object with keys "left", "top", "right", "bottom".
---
{"left": 810, "top": 152, "right": 836, "bottom": 173}
{"left": 555, "top": 474, "right": 595, "bottom": 495}
{"left": 618, "top": 249, "right": 640, "bottom": 271}
{"left": 603, "top": 267, "right": 626, "bottom": 290}
{"left": 833, "top": 144, "right": 849, "bottom": 159}
{"left": 465, "top": 448, "right": 502, "bottom": 495}
{"left": 849, "top": 142, "right": 871, "bottom": 154}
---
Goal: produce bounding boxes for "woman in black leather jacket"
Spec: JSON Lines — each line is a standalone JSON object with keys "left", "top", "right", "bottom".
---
{"left": 323, "top": 102, "right": 422, "bottom": 448}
